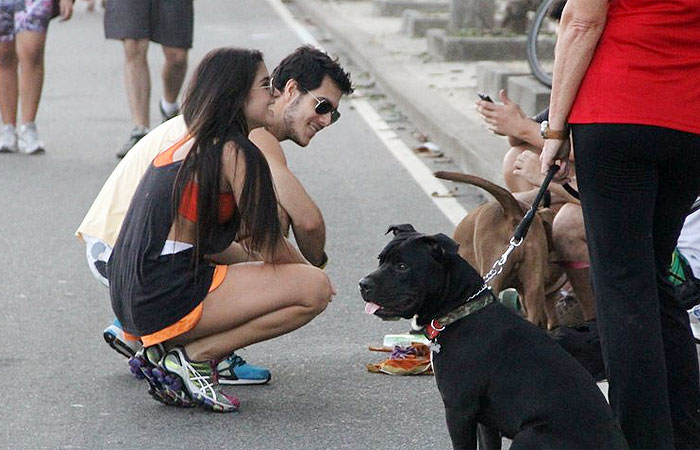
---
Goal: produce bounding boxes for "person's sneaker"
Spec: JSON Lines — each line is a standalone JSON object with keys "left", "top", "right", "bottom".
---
{"left": 103, "top": 319, "right": 142, "bottom": 358}
{"left": 217, "top": 352, "right": 271, "bottom": 385}
{"left": 159, "top": 99, "right": 179, "bottom": 123}
{"left": 129, "top": 344, "right": 195, "bottom": 407}
{"left": 0, "top": 124, "right": 18, "bottom": 153}
{"left": 17, "top": 123, "right": 44, "bottom": 154}
{"left": 116, "top": 126, "right": 148, "bottom": 159}
{"left": 163, "top": 346, "right": 240, "bottom": 412}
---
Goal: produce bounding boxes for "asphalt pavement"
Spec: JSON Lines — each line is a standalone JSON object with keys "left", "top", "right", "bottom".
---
{"left": 0, "top": 1, "right": 489, "bottom": 449}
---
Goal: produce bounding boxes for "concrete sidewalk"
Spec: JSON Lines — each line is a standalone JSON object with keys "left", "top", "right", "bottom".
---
{"left": 289, "top": 0, "right": 539, "bottom": 184}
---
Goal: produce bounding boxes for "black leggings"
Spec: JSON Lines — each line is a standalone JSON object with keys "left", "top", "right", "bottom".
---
{"left": 573, "top": 123, "right": 700, "bottom": 449}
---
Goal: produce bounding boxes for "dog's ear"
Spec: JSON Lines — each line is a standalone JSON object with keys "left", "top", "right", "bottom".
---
{"left": 386, "top": 224, "right": 416, "bottom": 236}
{"left": 421, "top": 233, "right": 459, "bottom": 259}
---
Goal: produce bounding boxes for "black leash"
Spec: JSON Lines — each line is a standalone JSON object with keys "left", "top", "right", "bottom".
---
{"left": 514, "top": 164, "right": 560, "bottom": 241}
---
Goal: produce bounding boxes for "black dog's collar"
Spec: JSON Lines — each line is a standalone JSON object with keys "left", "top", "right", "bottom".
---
{"left": 423, "top": 288, "right": 495, "bottom": 340}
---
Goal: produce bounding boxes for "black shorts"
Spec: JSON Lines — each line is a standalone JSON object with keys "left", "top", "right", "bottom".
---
{"left": 104, "top": 0, "right": 193, "bottom": 49}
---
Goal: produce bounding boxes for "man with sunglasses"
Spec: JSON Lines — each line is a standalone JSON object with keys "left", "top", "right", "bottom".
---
{"left": 77, "top": 45, "right": 353, "bottom": 386}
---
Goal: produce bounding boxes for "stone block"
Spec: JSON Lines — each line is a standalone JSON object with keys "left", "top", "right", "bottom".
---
{"left": 401, "top": 9, "right": 448, "bottom": 37}
{"left": 426, "top": 29, "right": 528, "bottom": 62}
{"left": 475, "top": 61, "right": 530, "bottom": 99}
{"left": 373, "top": 0, "right": 449, "bottom": 17}
{"left": 506, "top": 75, "right": 551, "bottom": 117}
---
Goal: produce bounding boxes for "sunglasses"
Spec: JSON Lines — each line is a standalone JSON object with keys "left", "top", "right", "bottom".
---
{"left": 306, "top": 90, "right": 341, "bottom": 124}
{"left": 253, "top": 76, "right": 276, "bottom": 96}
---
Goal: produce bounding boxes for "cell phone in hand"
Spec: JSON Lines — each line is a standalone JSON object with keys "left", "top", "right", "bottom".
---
{"left": 478, "top": 92, "right": 494, "bottom": 102}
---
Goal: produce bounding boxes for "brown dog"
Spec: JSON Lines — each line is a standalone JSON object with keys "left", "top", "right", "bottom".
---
{"left": 435, "top": 171, "right": 565, "bottom": 329}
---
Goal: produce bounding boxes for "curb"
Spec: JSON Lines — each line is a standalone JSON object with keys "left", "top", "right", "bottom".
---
{"left": 292, "top": 0, "right": 506, "bottom": 183}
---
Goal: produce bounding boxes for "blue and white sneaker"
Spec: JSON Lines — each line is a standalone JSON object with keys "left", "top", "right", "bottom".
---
{"left": 217, "top": 352, "right": 271, "bottom": 385}
{"left": 103, "top": 319, "right": 142, "bottom": 358}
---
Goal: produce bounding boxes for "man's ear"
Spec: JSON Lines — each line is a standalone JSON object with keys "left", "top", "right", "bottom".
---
{"left": 283, "top": 79, "right": 299, "bottom": 99}
{"left": 422, "top": 233, "right": 459, "bottom": 260}
{"left": 386, "top": 224, "right": 416, "bottom": 236}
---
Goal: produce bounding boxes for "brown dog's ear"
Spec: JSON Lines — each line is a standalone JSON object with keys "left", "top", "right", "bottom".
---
{"left": 422, "top": 233, "right": 459, "bottom": 259}
{"left": 386, "top": 224, "right": 417, "bottom": 236}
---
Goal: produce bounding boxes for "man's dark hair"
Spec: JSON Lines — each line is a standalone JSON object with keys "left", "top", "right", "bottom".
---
{"left": 272, "top": 46, "right": 353, "bottom": 95}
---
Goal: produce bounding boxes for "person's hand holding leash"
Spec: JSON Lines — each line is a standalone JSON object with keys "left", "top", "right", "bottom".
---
{"left": 540, "top": 138, "right": 571, "bottom": 181}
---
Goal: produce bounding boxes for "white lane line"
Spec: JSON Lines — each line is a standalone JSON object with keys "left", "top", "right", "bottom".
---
{"left": 266, "top": 0, "right": 466, "bottom": 226}
{"left": 265, "top": 0, "right": 321, "bottom": 47}
{"left": 351, "top": 99, "right": 467, "bottom": 226}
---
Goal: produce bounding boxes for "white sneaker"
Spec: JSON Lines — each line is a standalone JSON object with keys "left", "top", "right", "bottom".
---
{"left": 17, "top": 123, "right": 45, "bottom": 154}
{"left": 0, "top": 124, "right": 18, "bottom": 153}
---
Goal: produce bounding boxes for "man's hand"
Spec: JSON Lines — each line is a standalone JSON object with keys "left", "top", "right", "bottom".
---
{"left": 513, "top": 150, "right": 545, "bottom": 187}
{"left": 476, "top": 89, "right": 527, "bottom": 138}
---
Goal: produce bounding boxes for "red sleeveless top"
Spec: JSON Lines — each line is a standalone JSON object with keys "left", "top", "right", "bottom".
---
{"left": 569, "top": 0, "right": 700, "bottom": 135}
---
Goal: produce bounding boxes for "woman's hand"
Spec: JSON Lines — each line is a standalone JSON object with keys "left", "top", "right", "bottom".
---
{"left": 59, "top": 0, "right": 74, "bottom": 21}
{"left": 540, "top": 138, "right": 571, "bottom": 181}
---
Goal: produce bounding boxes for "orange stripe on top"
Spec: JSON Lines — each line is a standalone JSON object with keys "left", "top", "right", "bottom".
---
{"left": 153, "top": 134, "right": 236, "bottom": 224}
{"left": 140, "top": 264, "right": 228, "bottom": 347}
{"left": 179, "top": 183, "right": 236, "bottom": 224}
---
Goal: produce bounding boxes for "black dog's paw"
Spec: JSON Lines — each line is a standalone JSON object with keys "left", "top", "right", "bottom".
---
{"left": 386, "top": 224, "right": 416, "bottom": 235}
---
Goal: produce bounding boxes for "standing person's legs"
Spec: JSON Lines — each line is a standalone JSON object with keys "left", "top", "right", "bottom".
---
{"left": 574, "top": 123, "right": 673, "bottom": 449}
{"left": 122, "top": 38, "right": 150, "bottom": 128}
{"left": 0, "top": 33, "right": 18, "bottom": 153}
{"left": 575, "top": 123, "right": 700, "bottom": 449}
{"left": 152, "top": 0, "right": 192, "bottom": 122}
{"left": 12, "top": 0, "right": 52, "bottom": 154}
{"left": 104, "top": 0, "right": 152, "bottom": 157}
{"left": 15, "top": 31, "right": 45, "bottom": 124}
{"left": 0, "top": 38, "right": 18, "bottom": 127}
{"left": 160, "top": 46, "right": 186, "bottom": 106}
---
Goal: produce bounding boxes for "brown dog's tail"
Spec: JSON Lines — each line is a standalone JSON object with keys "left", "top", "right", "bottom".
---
{"left": 435, "top": 171, "right": 524, "bottom": 219}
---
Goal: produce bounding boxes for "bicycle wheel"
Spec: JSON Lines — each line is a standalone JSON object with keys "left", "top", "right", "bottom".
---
{"left": 526, "top": 0, "right": 565, "bottom": 88}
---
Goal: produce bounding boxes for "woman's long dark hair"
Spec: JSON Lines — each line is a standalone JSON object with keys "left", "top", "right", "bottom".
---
{"left": 172, "top": 47, "right": 281, "bottom": 259}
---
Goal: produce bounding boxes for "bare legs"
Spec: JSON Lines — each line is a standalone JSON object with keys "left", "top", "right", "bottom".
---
{"left": 169, "top": 262, "right": 333, "bottom": 361}
{"left": 123, "top": 38, "right": 150, "bottom": 128}
{"left": 122, "top": 40, "right": 189, "bottom": 128}
{"left": 0, "top": 31, "right": 45, "bottom": 125}
{"left": 161, "top": 45, "right": 187, "bottom": 105}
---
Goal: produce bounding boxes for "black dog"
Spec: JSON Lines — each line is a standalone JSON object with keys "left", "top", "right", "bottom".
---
{"left": 360, "top": 225, "right": 627, "bottom": 449}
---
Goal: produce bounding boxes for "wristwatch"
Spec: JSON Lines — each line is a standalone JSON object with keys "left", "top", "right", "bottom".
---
{"left": 540, "top": 120, "right": 569, "bottom": 140}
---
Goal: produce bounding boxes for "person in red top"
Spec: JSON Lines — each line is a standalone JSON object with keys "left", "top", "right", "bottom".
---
{"left": 540, "top": 0, "right": 700, "bottom": 448}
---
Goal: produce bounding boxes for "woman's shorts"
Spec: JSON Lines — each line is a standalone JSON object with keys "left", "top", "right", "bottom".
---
{"left": 0, "top": 0, "right": 53, "bottom": 42}
{"left": 103, "top": 0, "right": 193, "bottom": 49}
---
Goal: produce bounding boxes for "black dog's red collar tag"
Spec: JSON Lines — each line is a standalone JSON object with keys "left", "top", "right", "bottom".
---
{"left": 424, "top": 319, "right": 445, "bottom": 340}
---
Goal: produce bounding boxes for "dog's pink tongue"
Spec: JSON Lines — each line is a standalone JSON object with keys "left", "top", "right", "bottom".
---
{"left": 365, "top": 302, "right": 381, "bottom": 315}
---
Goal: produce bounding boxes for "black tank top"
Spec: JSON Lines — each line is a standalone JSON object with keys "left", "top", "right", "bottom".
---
{"left": 108, "top": 159, "right": 239, "bottom": 336}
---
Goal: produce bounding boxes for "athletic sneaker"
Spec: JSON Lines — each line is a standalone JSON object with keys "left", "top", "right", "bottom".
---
{"left": 163, "top": 346, "right": 240, "bottom": 412}
{"left": 217, "top": 352, "right": 271, "bottom": 385}
{"left": 116, "top": 126, "right": 149, "bottom": 159}
{"left": 0, "top": 124, "right": 18, "bottom": 153}
{"left": 129, "top": 344, "right": 195, "bottom": 407}
{"left": 103, "top": 319, "right": 142, "bottom": 358}
{"left": 159, "top": 99, "right": 179, "bottom": 123}
{"left": 17, "top": 123, "right": 45, "bottom": 154}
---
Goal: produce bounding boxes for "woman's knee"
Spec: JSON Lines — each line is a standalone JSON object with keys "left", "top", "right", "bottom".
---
{"left": 298, "top": 266, "right": 332, "bottom": 315}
